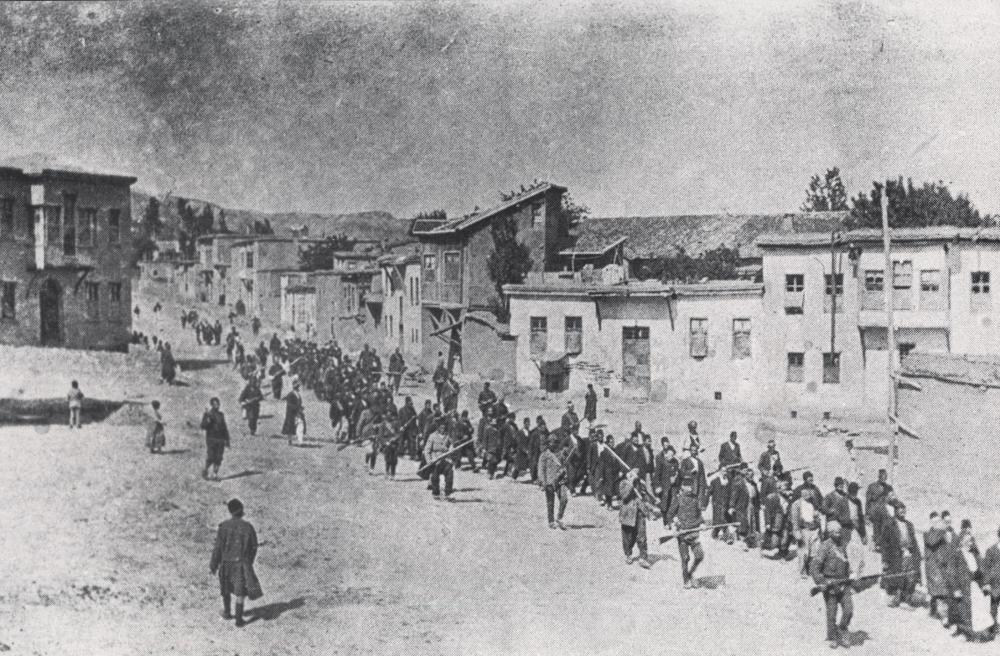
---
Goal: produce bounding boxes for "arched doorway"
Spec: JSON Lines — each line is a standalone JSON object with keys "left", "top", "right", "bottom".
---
{"left": 39, "top": 278, "right": 62, "bottom": 346}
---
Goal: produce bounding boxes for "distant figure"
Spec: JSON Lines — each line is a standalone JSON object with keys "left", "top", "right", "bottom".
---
{"left": 146, "top": 400, "right": 165, "bottom": 454}
{"left": 210, "top": 498, "right": 262, "bottom": 628}
{"left": 160, "top": 343, "right": 176, "bottom": 385}
{"left": 282, "top": 379, "right": 305, "bottom": 446}
{"left": 584, "top": 384, "right": 598, "bottom": 426}
{"left": 67, "top": 380, "right": 84, "bottom": 429}
{"left": 388, "top": 348, "right": 405, "bottom": 393}
{"left": 201, "top": 397, "right": 231, "bottom": 481}
{"left": 251, "top": 316, "right": 261, "bottom": 336}
{"left": 238, "top": 377, "right": 263, "bottom": 436}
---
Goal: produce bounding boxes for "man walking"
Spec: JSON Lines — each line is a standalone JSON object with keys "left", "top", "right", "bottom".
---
{"left": 982, "top": 525, "right": 1000, "bottom": 633}
{"left": 810, "top": 520, "right": 854, "bottom": 649}
{"left": 538, "top": 436, "right": 568, "bottom": 529}
{"left": 583, "top": 383, "right": 598, "bottom": 428}
{"left": 388, "top": 348, "right": 405, "bottom": 393}
{"left": 718, "top": 431, "right": 742, "bottom": 469}
{"left": 209, "top": 498, "right": 262, "bottom": 627}
{"left": 619, "top": 469, "right": 653, "bottom": 569}
{"left": 201, "top": 397, "right": 231, "bottom": 481}
{"left": 791, "top": 487, "right": 822, "bottom": 579}
{"left": 878, "top": 502, "right": 921, "bottom": 607}
{"left": 238, "top": 376, "right": 263, "bottom": 436}
{"left": 423, "top": 419, "right": 454, "bottom": 501}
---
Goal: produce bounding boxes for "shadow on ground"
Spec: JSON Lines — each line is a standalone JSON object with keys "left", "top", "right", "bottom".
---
{"left": 0, "top": 398, "right": 124, "bottom": 426}
{"left": 248, "top": 597, "right": 306, "bottom": 622}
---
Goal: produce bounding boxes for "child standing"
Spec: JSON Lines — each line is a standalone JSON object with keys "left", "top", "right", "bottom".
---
{"left": 67, "top": 380, "right": 84, "bottom": 429}
{"left": 146, "top": 400, "right": 165, "bottom": 454}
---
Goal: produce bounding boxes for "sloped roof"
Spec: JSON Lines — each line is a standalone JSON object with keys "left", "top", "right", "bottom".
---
{"left": 572, "top": 212, "right": 848, "bottom": 259}
{"left": 413, "top": 182, "right": 567, "bottom": 236}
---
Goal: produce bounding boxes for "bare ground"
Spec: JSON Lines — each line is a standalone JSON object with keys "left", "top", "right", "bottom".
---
{"left": 0, "top": 285, "right": 994, "bottom": 655}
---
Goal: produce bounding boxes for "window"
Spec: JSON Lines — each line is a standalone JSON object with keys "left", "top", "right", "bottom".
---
{"left": 415, "top": 277, "right": 420, "bottom": 304}
{"left": 78, "top": 209, "right": 97, "bottom": 246}
{"left": 972, "top": 271, "right": 991, "bottom": 312}
{"left": 245, "top": 251, "right": 254, "bottom": 268}
{"left": 45, "top": 206, "right": 61, "bottom": 244}
{"left": 409, "top": 277, "right": 414, "bottom": 305}
{"left": 107, "top": 209, "right": 121, "bottom": 244}
{"left": 785, "top": 274, "right": 804, "bottom": 292}
{"left": 919, "top": 269, "right": 945, "bottom": 310}
{"left": 529, "top": 316, "right": 547, "bottom": 356}
{"left": 862, "top": 269, "right": 884, "bottom": 310}
{"left": 109, "top": 282, "right": 122, "bottom": 304}
{"left": 824, "top": 273, "right": 844, "bottom": 313}
{"left": 689, "top": 318, "right": 708, "bottom": 358}
{"left": 85, "top": 282, "right": 99, "bottom": 320}
{"left": 443, "top": 251, "right": 461, "bottom": 283}
{"left": 823, "top": 352, "right": 841, "bottom": 384}
{"left": 531, "top": 203, "right": 543, "bottom": 228}
{"left": 565, "top": 316, "right": 583, "bottom": 354}
{"left": 0, "top": 197, "right": 13, "bottom": 235}
{"left": 784, "top": 274, "right": 805, "bottom": 315}
{"left": 62, "top": 194, "right": 76, "bottom": 256}
{"left": 423, "top": 254, "right": 437, "bottom": 283}
{"left": 1, "top": 281, "right": 15, "bottom": 319}
{"left": 786, "top": 352, "right": 805, "bottom": 383}
{"left": 732, "top": 318, "right": 751, "bottom": 359}
{"left": 892, "top": 260, "right": 913, "bottom": 310}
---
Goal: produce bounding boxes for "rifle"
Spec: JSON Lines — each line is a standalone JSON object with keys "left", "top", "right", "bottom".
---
{"left": 809, "top": 571, "right": 916, "bottom": 597}
{"left": 417, "top": 438, "right": 475, "bottom": 475}
{"left": 659, "top": 522, "right": 739, "bottom": 544}
{"left": 707, "top": 463, "right": 743, "bottom": 479}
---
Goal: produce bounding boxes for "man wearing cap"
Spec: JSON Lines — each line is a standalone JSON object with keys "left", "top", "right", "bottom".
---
{"left": 810, "top": 520, "right": 853, "bottom": 648}
{"left": 718, "top": 431, "right": 742, "bottom": 469}
{"left": 793, "top": 471, "right": 823, "bottom": 505}
{"left": 653, "top": 440, "right": 680, "bottom": 524}
{"left": 483, "top": 415, "right": 504, "bottom": 479}
{"left": 757, "top": 438, "right": 782, "bottom": 499}
{"left": 561, "top": 401, "right": 580, "bottom": 437}
{"left": 210, "top": 499, "right": 262, "bottom": 627}
{"left": 684, "top": 420, "right": 700, "bottom": 453}
{"left": 823, "top": 477, "right": 854, "bottom": 543}
{"left": 865, "top": 469, "right": 893, "bottom": 551}
{"left": 538, "top": 435, "right": 568, "bottom": 529}
{"left": 791, "top": 486, "right": 822, "bottom": 578}
{"left": 201, "top": 397, "right": 231, "bottom": 481}
{"left": 583, "top": 383, "right": 598, "bottom": 427}
{"left": 619, "top": 468, "right": 653, "bottom": 569}
{"left": 728, "top": 465, "right": 759, "bottom": 550}
{"left": 672, "top": 449, "right": 707, "bottom": 588}
{"left": 878, "top": 502, "right": 921, "bottom": 607}
{"left": 422, "top": 419, "right": 454, "bottom": 500}
{"left": 763, "top": 475, "right": 794, "bottom": 559}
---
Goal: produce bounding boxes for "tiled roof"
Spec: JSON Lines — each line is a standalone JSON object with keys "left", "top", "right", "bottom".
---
{"left": 572, "top": 212, "right": 848, "bottom": 259}
{"left": 756, "top": 226, "right": 1000, "bottom": 248}
{"left": 414, "top": 182, "right": 567, "bottom": 236}
{"left": 504, "top": 279, "right": 762, "bottom": 297}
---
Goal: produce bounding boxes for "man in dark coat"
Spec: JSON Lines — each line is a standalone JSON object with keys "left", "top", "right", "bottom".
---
{"left": 528, "top": 416, "right": 548, "bottom": 483}
{"left": 792, "top": 470, "right": 823, "bottom": 504}
{"left": 878, "top": 503, "right": 921, "bottom": 607}
{"left": 653, "top": 442, "right": 680, "bottom": 525}
{"left": 583, "top": 384, "right": 598, "bottom": 426}
{"left": 512, "top": 417, "right": 532, "bottom": 480}
{"left": 477, "top": 382, "right": 497, "bottom": 418}
{"left": 728, "top": 466, "right": 759, "bottom": 549}
{"left": 397, "top": 396, "right": 418, "bottom": 458}
{"left": 201, "top": 397, "right": 231, "bottom": 481}
{"left": 498, "top": 414, "right": 519, "bottom": 479}
{"left": 388, "top": 348, "right": 405, "bottom": 393}
{"left": 757, "top": 438, "right": 782, "bottom": 498}
{"left": 943, "top": 525, "right": 975, "bottom": 638}
{"left": 615, "top": 431, "right": 646, "bottom": 474}
{"left": 707, "top": 469, "right": 732, "bottom": 541}
{"left": 619, "top": 469, "right": 653, "bottom": 569}
{"left": 823, "top": 477, "right": 854, "bottom": 542}
{"left": 483, "top": 417, "right": 503, "bottom": 479}
{"left": 160, "top": 343, "right": 176, "bottom": 385}
{"left": 865, "top": 469, "right": 893, "bottom": 551}
{"left": 923, "top": 512, "right": 950, "bottom": 620}
{"left": 982, "top": 525, "right": 1000, "bottom": 631}
{"left": 810, "top": 521, "right": 854, "bottom": 648}
{"left": 718, "top": 431, "right": 742, "bottom": 469}
{"left": 596, "top": 435, "right": 621, "bottom": 508}
{"left": 238, "top": 376, "right": 263, "bottom": 436}
{"left": 210, "top": 498, "right": 262, "bottom": 627}
{"left": 281, "top": 379, "right": 304, "bottom": 443}
{"left": 561, "top": 401, "right": 580, "bottom": 436}
{"left": 432, "top": 353, "right": 448, "bottom": 403}
{"left": 762, "top": 476, "right": 794, "bottom": 558}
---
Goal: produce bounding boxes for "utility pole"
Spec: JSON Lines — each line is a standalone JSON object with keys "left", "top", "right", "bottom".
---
{"left": 880, "top": 186, "right": 898, "bottom": 482}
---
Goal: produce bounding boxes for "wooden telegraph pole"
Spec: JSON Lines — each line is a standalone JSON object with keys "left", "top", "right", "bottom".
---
{"left": 880, "top": 185, "right": 898, "bottom": 481}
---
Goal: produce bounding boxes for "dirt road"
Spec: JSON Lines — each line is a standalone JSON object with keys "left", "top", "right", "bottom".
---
{"left": 0, "top": 289, "right": 993, "bottom": 655}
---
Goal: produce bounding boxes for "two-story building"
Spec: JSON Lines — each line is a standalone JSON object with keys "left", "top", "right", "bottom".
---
{"left": 756, "top": 227, "right": 1000, "bottom": 415}
{"left": 377, "top": 250, "right": 422, "bottom": 362}
{"left": 228, "top": 237, "right": 325, "bottom": 323}
{"left": 412, "top": 182, "right": 573, "bottom": 377}
{"left": 194, "top": 233, "right": 244, "bottom": 307}
{"left": 0, "top": 167, "right": 136, "bottom": 351}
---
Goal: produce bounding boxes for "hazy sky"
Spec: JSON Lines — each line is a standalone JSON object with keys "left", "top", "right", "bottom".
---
{"left": 1, "top": 1, "right": 999, "bottom": 218}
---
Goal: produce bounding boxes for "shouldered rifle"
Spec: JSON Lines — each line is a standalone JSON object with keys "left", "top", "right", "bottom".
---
{"left": 809, "top": 570, "right": 916, "bottom": 597}
{"left": 417, "top": 438, "right": 474, "bottom": 475}
{"left": 707, "top": 463, "right": 743, "bottom": 479}
{"left": 659, "top": 522, "right": 739, "bottom": 544}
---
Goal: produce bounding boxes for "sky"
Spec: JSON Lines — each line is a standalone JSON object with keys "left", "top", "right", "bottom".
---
{"left": 1, "top": 0, "right": 999, "bottom": 219}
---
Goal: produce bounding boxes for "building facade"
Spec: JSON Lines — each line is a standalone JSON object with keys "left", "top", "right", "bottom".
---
{"left": 194, "top": 233, "right": 244, "bottom": 307}
{"left": 506, "top": 278, "right": 764, "bottom": 405}
{"left": 0, "top": 167, "right": 136, "bottom": 351}
{"left": 228, "top": 237, "right": 324, "bottom": 323}
{"left": 378, "top": 252, "right": 422, "bottom": 362}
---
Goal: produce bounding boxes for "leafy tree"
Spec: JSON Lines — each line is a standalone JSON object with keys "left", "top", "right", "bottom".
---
{"left": 251, "top": 218, "right": 275, "bottom": 235}
{"left": 414, "top": 209, "right": 447, "bottom": 222}
{"left": 847, "top": 177, "right": 984, "bottom": 229}
{"left": 198, "top": 204, "right": 215, "bottom": 234}
{"left": 487, "top": 214, "right": 533, "bottom": 322}
{"left": 802, "top": 168, "right": 848, "bottom": 212}
{"left": 299, "top": 234, "right": 358, "bottom": 271}
{"left": 558, "top": 192, "right": 590, "bottom": 227}
{"left": 142, "top": 197, "right": 162, "bottom": 238}
{"left": 217, "top": 209, "right": 231, "bottom": 234}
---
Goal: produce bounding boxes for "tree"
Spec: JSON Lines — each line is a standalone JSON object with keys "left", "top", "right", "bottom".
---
{"left": 634, "top": 245, "right": 741, "bottom": 283}
{"left": 217, "top": 209, "right": 231, "bottom": 234}
{"left": 486, "top": 214, "right": 533, "bottom": 322}
{"left": 801, "top": 168, "right": 848, "bottom": 212}
{"left": 847, "top": 177, "right": 984, "bottom": 229}
{"left": 558, "top": 192, "right": 590, "bottom": 227}
{"left": 143, "top": 197, "right": 162, "bottom": 238}
{"left": 299, "top": 234, "right": 358, "bottom": 271}
{"left": 198, "top": 204, "right": 215, "bottom": 234}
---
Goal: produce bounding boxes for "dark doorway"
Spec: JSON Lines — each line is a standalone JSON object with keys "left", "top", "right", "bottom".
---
{"left": 235, "top": 300, "right": 246, "bottom": 315}
{"left": 39, "top": 278, "right": 62, "bottom": 346}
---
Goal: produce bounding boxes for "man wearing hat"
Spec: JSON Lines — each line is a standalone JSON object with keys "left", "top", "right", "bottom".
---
{"left": 619, "top": 468, "right": 653, "bottom": 569}
{"left": 878, "top": 502, "right": 921, "bottom": 607}
{"left": 675, "top": 443, "right": 708, "bottom": 587}
{"left": 684, "top": 420, "right": 700, "bottom": 453}
{"left": 718, "top": 431, "right": 742, "bottom": 469}
{"left": 210, "top": 499, "right": 262, "bottom": 627}
{"left": 423, "top": 418, "right": 454, "bottom": 500}
{"left": 757, "top": 438, "right": 782, "bottom": 499}
{"left": 810, "top": 520, "right": 853, "bottom": 648}
{"left": 727, "top": 465, "right": 760, "bottom": 550}
{"left": 538, "top": 434, "right": 568, "bottom": 529}
{"left": 561, "top": 401, "right": 580, "bottom": 437}
{"left": 823, "top": 477, "right": 854, "bottom": 543}
{"left": 982, "top": 525, "right": 1000, "bottom": 631}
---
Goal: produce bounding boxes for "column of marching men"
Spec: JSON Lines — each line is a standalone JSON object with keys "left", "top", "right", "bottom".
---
{"left": 157, "top": 309, "right": 1000, "bottom": 644}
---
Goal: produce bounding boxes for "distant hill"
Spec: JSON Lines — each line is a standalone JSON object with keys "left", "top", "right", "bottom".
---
{"left": 132, "top": 189, "right": 410, "bottom": 244}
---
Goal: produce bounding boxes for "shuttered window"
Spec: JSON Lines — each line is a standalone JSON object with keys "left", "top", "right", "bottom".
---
{"left": 689, "top": 318, "right": 708, "bottom": 358}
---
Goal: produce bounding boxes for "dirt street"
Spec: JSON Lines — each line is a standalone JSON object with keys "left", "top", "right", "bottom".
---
{"left": 0, "top": 288, "right": 994, "bottom": 655}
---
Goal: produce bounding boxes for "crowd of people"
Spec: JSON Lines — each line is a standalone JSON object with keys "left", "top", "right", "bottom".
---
{"left": 168, "top": 309, "right": 1000, "bottom": 645}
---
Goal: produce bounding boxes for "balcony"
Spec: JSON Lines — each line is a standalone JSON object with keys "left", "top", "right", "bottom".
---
{"left": 422, "top": 280, "right": 463, "bottom": 306}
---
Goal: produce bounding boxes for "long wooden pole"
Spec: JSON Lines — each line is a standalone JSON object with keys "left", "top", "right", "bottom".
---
{"left": 880, "top": 185, "right": 898, "bottom": 482}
